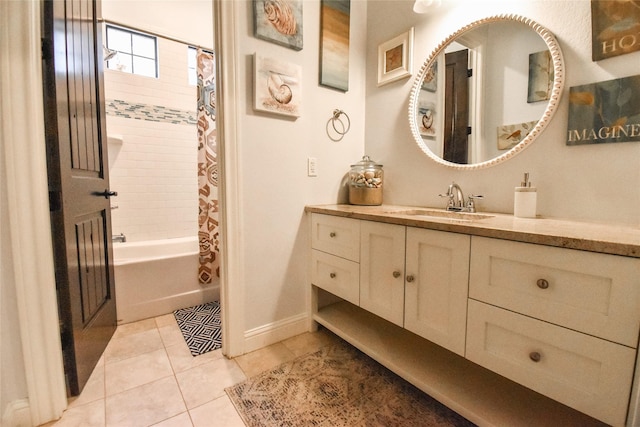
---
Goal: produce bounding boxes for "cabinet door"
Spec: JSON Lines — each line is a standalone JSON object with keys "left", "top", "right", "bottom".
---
{"left": 360, "top": 221, "right": 406, "bottom": 326}
{"left": 404, "top": 228, "right": 470, "bottom": 356}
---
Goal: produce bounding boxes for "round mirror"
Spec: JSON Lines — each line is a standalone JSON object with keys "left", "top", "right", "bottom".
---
{"left": 408, "top": 14, "right": 564, "bottom": 169}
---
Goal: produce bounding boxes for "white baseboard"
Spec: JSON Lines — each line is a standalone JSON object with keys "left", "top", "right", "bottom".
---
{"left": 2, "top": 399, "right": 32, "bottom": 427}
{"left": 243, "top": 312, "right": 309, "bottom": 354}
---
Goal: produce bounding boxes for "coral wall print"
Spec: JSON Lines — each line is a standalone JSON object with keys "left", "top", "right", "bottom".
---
{"left": 567, "top": 75, "right": 640, "bottom": 145}
{"left": 497, "top": 120, "right": 538, "bottom": 150}
{"left": 320, "top": 0, "right": 351, "bottom": 91}
{"left": 254, "top": 54, "right": 302, "bottom": 118}
{"left": 591, "top": 0, "right": 640, "bottom": 61}
{"left": 254, "top": 0, "right": 303, "bottom": 51}
{"left": 377, "top": 28, "right": 414, "bottom": 86}
{"left": 527, "top": 50, "right": 553, "bottom": 103}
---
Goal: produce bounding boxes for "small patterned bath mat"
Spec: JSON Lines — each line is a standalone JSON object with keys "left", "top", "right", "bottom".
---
{"left": 174, "top": 301, "right": 222, "bottom": 356}
{"left": 225, "top": 340, "right": 476, "bottom": 426}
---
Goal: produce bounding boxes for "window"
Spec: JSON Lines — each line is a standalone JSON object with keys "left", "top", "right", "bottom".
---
{"left": 188, "top": 46, "right": 197, "bottom": 86}
{"left": 106, "top": 25, "right": 158, "bottom": 78}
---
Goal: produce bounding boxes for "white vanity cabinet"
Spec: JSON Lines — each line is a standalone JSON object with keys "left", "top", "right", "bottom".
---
{"left": 308, "top": 208, "right": 640, "bottom": 426}
{"left": 467, "top": 236, "right": 640, "bottom": 426}
{"left": 310, "top": 214, "right": 360, "bottom": 305}
{"left": 404, "top": 227, "right": 470, "bottom": 356}
{"left": 359, "top": 221, "right": 405, "bottom": 326}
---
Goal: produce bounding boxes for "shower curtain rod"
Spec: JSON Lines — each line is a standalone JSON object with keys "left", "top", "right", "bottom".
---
{"left": 99, "top": 19, "right": 214, "bottom": 52}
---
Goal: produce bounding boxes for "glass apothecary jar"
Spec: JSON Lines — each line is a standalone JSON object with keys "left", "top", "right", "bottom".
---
{"left": 348, "top": 155, "right": 383, "bottom": 206}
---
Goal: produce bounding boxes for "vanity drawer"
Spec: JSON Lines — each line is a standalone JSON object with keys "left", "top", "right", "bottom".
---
{"left": 311, "top": 214, "right": 360, "bottom": 261}
{"left": 466, "top": 300, "right": 635, "bottom": 427}
{"left": 311, "top": 249, "right": 359, "bottom": 305}
{"left": 469, "top": 236, "right": 640, "bottom": 347}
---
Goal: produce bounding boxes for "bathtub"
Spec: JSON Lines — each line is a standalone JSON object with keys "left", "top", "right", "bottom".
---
{"left": 113, "top": 236, "right": 220, "bottom": 324}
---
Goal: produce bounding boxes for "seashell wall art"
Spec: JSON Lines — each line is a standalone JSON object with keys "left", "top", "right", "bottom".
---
{"left": 254, "top": 0, "right": 303, "bottom": 51}
{"left": 253, "top": 54, "right": 302, "bottom": 118}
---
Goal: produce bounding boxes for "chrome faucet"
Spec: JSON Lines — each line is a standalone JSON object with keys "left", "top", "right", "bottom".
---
{"left": 112, "top": 233, "right": 126, "bottom": 243}
{"left": 439, "top": 182, "right": 484, "bottom": 213}
{"left": 439, "top": 182, "right": 465, "bottom": 211}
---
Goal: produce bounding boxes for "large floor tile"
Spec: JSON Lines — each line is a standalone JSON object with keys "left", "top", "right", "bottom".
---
{"left": 165, "top": 343, "right": 223, "bottom": 374}
{"left": 175, "top": 358, "right": 245, "bottom": 410}
{"left": 68, "top": 362, "right": 105, "bottom": 409}
{"left": 234, "top": 342, "right": 296, "bottom": 378}
{"left": 158, "top": 322, "right": 186, "bottom": 348}
{"left": 190, "top": 395, "right": 245, "bottom": 427}
{"left": 105, "top": 376, "right": 186, "bottom": 427}
{"left": 150, "top": 411, "right": 193, "bottom": 427}
{"left": 113, "top": 318, "right": 157, "bottom": 339}
{"left": 280, "top": 328, "right": 340, "bottom": 357}
{"left": 103, "top": 328, "right": 164, "bottom": 363}
{"left": 52, "top": 399, "right": 105, "bottom": 427}
{"left": 105, "top": 348, "right": 173, "bottom": 396}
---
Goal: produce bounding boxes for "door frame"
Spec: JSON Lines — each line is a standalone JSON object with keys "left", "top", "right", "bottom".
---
{"left": 3, "top": 0, "right": 244, "bottom": 424}
{"left": 0, "top": 1, "right": 67, "bottom": 425}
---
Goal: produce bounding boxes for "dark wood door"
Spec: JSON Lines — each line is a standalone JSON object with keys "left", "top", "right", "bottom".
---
{"left": 443, "top": 49, "right": 470, "bottom": 164}
{"left": 42, "top": 0, "right": 117, "bottom": 396}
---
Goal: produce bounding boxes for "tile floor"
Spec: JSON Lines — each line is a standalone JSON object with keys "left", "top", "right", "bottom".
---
{"left": 41, "top": 314, "right": 340, "bottom": 427}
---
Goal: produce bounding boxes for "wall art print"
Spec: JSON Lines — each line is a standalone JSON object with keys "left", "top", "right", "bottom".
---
{"left": 254, "top": 0, "right": 303, "bottom": 51}
{"left": 591, "top": 0, "right": 640, "bottom": 61}
{"left": 377, "top": 27, "right": 414, "bottom": 86}
{"left": 497, "top": 120, "right": 538, "bottom": 150}
{"left": 421, "top": 61, "right": 437, "bottom": 92}
{"left": 417, "top": 102, "right": 436, "bottom": 138}
{"left": 254, "top": 54, "right": 302, "bottom": 118}
{"left": 527, "top": 50, "right": 553, "bottom": 103}
{"left": 567, "top": 74, "right": 640, "bottom": 145}
{"left": 319, "top": 0, "right": 351, "bottom": 92}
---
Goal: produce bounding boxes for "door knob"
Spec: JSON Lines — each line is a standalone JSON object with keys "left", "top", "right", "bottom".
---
{"left": 95, "top": 189, "right": 118, "bottom": 199}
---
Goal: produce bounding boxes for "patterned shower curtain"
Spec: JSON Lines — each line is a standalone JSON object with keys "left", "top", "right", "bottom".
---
{"left": 197, "top": 48, "right": 219, "bottom": 283}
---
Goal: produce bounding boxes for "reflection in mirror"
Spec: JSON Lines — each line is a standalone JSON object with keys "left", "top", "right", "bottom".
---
{"left": 408, "top": 15, "right": 564, "bottom": 169}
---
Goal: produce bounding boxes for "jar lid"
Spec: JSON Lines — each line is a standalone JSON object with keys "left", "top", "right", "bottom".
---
{"left": 351, "top": 155, "right": 382, "bottom": 168}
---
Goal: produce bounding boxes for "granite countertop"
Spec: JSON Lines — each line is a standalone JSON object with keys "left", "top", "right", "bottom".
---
{"left": 305, "top": 204, "right": 640, "bottom": 258}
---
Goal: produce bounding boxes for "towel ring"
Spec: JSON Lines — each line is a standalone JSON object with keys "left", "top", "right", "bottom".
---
{"left": 331, "top": 109, "right": 351, "bottom": 136}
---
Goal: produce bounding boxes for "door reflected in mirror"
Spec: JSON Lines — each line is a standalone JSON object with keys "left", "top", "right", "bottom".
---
{"left": 409, "top": 15, "right": 565, "bottom": 170}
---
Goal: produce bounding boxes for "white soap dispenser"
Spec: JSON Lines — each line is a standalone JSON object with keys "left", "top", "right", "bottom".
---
{"left": 514, "top": 173, "right": 537, "bottom": 218}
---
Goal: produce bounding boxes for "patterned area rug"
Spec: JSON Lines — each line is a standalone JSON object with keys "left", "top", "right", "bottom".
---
{"left": 173, "top": 301, "right": 222, "bottom": 356}
{"left": 226, "top": 340, "right": 476, "bottom": 426}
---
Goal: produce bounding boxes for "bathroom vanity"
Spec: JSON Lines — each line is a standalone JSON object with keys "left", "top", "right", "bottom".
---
{"left": 306, "top": 204, "right": 640, "bottom": 427}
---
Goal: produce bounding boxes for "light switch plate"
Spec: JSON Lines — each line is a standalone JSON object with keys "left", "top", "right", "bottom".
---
{"left": 307, "top": 157, "right": 317, "bottom": 177}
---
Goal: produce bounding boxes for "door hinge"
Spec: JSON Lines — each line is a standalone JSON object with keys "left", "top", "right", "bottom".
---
{"left": 49, "top": 190, "right": 62, "bottom": 212}
{"left": 467, "top": 68, "right": 473, "bottom": 78}
{"left": 467, "top": 126, "right": 472, "bottom": 135}
{"left": 41, "top": 37, "right": 53, "bottom": 61}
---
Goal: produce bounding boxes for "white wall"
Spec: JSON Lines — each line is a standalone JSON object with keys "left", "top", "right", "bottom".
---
{"left": 233, "top": 0, "right": 367, "bottom": 332}
{"left": 365, "top": 0, "right": 640, "bottom": 227}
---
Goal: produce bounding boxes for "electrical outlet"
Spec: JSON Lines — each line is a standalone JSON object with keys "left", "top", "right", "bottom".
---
{"left": 307, "top": 157, "right": 318, "bottom": 177}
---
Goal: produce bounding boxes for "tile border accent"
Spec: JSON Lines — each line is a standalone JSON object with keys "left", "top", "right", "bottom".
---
{"left": 106, "top": 99, "right": 197, "bottom": 125}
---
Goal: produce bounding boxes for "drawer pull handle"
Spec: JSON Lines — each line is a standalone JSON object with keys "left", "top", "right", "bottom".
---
{"left": 536, "top": 279, "right": 549, "bottom": 289}
{"left": 406, "top": 275, "right": 415, "bottom": 283}
{"left": 393, "top": 271, "right": 401, "bottom": 278}
{"left": 330, "top": 272, "right": 336, "bottom": 279}
{"left": 329, "top": 232, "right": 336, "bottom": 238}
{"left": 529, "top": 351, "right": 542, "bottom": 362}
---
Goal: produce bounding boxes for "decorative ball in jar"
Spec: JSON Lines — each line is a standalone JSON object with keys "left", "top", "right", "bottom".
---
{"left": 348, "top": 155, "right": 383, "bottom": 206}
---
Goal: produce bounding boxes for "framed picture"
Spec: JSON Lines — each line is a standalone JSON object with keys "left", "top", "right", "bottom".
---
{"left": 319, "top": 0, "right": 351, "bottom": 92}
{"left": 527, "top": 50, "right": 553, "bottom": 103}
{"left": 377, "top": 27, "right": 414, "bottom": 86}
{"left": 591, "top": 0, "right": 640, "bottom": 61}
{"left": 567, "top": 74, "right": 640, "bottom": 145}
{"left": 421, "top": 61, "right": 437, "bottom": 92}
{"left": 253, "top": 0, "right": 303, "bottom": 51}
{"left": 253, "top": 54, "right": 302, "bottom": 118}
{"left": 497, "top": 121, "right": 538, "bottom": 150}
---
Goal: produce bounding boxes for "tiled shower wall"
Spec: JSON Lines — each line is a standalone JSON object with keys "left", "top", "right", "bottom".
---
{"left": 105, "top": 36, "right": 199, "bottom": 243}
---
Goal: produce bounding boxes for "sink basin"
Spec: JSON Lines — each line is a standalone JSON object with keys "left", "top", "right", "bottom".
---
{"left": 388, "top": 208, "right": 494, "bottom": 221}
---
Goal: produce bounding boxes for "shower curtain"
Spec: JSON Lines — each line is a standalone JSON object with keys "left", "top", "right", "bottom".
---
{"left": 196, "top": 48, "right": 219, "bottom": 284}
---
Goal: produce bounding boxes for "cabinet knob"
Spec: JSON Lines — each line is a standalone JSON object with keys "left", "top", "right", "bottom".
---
{"left": 406, "top": 275, "right": 415, "bottom": 283}
{"left": 330, "top": 272, "right": 336, "bottom": 279}
{"left": 329, "top": 232, "right": 336, "bottom": 238}
{"left": 529, "top": 351, "right": 542, "bottom": 362}
{"left": 536, "top": 279, "right": 549, "bottom": 289}
{"left": 393, "top": 271, "right": 401, "bottom": 278}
